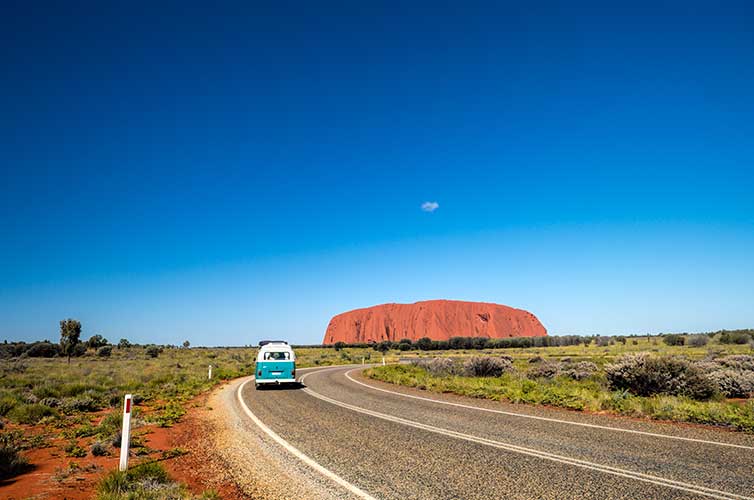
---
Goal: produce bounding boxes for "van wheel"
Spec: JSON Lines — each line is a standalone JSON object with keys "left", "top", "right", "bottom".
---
{"left": 255, "top": 383, "right": 260, "bottom": 390}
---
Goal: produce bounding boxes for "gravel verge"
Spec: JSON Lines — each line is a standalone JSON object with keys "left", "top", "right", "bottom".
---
{"left": 207, "top": 376, "right": 359, "bottom": 500}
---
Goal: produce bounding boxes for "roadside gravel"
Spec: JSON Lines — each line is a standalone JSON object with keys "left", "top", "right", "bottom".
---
{"left": 207, "top": 376, "right": 361, "bottom": 500}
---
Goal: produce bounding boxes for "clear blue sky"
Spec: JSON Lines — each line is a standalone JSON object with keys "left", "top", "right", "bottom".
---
{"left": 2, "top": 2, "right": 753, "bottom": 345}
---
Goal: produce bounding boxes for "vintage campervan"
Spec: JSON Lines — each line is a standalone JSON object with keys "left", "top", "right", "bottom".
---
{"left": 255, "top": 340, "right": 296, "bottom": 389}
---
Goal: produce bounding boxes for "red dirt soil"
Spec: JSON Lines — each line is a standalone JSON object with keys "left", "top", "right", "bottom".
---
{"left": 324, "top": 299, "right": 547, "bottom": 344}
{"left": 1, "top": 386, "right": 249, "bottom": 500}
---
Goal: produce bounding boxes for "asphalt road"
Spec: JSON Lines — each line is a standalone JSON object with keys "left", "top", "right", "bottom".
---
{"left": 238, "top": 365, "right": 754, "bottom": 500}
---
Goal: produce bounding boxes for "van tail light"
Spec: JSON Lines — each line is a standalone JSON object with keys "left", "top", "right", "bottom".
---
{"left": 292, "top": 369, "right": 296, "bottom": 378}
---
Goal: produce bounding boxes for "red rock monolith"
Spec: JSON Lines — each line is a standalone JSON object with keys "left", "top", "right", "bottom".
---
{"left": 323, "top": 300, "right": 546, "bottom": 344}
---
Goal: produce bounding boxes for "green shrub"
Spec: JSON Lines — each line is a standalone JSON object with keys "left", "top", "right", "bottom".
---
{"left": 154, "top": 401, "right": 186, "bottom": 427}
{"left": 97, "top": 461, "right": 172, "bottom": 498}
{"left": 717, "top": 331, "right": 753, "bottom": 345}
{"left": 145, "top": 346, "right": 161, "bottom": 358}
{"left": 662, "top": 334, "right": 686, "bottom": 346}
{"left": 91, "top": 442, "right": 109, "bottom": 456}
{"left": 561, "top": 361, "right": 598, "bottom": 381}
{"left": 0, "top": 395, "right": 18, "bottom": 417}
{"left": 94, "top": 460, "right": 217, "bottom": 499}
{"left": 463, "top": 356, "right": 513, "bottom": 377}
{"left": 61, "top": 396, "right": 101, "bottom": 413}
{"left": 40, "top": 397, "right": 61, "bottom": 408}
{"left": 97, "top": 346, "right": 113, "bottom": 358}
{"left": 605, "top": 353, "right": 716, "bottom": 400}
{"left": 708, "top": 370, "right": 754, "bottom": 398}
{"left": 687, "top": 335, "right": 709, "bottom": 347}
{"left": 64, "top": 440, "right": 87, "bottom": 457}
{"left": 26, "top": 342, "right": 60, "bottom": 358}
{"left": 87, "top": 335, "right": 109, "bottom": 349}
{"left": 161, "top": 447, "right": 188, "bottom": 459}
{"left": 0, "top": 432, "right": 31, "bottom": 480}
{"left": 527, "top": 362, "right": 560, "bottom": 379}
{"left": 716, "top": 355, "right": 754, "bottom": 371}
{"left": 412, "top": 358, "right": 457, "bottom": 376}
{"left": 9, "top": 403, "right": 57, "bottom": 424}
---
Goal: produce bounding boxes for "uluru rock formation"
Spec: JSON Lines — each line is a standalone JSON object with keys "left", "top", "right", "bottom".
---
{"left": 323, "top": 300, "right": 546, "bottom": 344}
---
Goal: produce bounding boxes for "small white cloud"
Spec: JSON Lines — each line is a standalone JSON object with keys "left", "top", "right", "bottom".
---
{"left": 421, "top": 201, "right": 439, "bottom": 212}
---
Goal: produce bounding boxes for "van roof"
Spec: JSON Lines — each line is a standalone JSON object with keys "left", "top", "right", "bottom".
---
{"left": 258, "top": 340, "right": 288, "bottom": 346}
{"left": 257, "top": 342, "right": 295, "bottom": 361}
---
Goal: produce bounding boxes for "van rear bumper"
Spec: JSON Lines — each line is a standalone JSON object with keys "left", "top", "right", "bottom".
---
{"left": 255, "top": 378, "right": 296, "bottom": 384}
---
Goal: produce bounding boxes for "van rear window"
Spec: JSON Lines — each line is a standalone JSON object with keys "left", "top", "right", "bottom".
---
{"left": 264, "top": 351, "right": 290, "bottom": 360}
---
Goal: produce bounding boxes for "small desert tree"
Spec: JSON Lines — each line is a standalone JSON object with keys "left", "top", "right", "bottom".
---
{"left": 182, "top": 340, "right": 190, "bottom": 349}
{"left": 416, "top": 337, "right": 433, "bottom": 351}
{"left": 86, "top": 334, "right": 108, "bottom": 349}
{"left": 60, "top": 319, "right": 82, "bottom": 364}
{"left": 118, "top": 338, "right": 131, "bottom": 349}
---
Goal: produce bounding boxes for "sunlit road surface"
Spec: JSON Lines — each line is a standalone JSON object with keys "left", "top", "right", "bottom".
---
{"left": 238, "top": 365, "right": 754, "bottom": 500}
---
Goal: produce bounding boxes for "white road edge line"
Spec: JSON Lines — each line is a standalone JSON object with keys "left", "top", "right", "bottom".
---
{"left": 236, "top": 377, "right": 378, "bottom": 500}
{"left": 343, "top": 368, "right": 754, "bottom": 451}
{"left": 299, "top": 373, "right": 752, "bottom": 500}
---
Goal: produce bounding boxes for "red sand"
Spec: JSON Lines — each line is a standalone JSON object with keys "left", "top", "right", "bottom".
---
{"left": 323, "top": 299, "right": 547, "bottom": 344}
{"left": 1, "top": 388, "right": 248, "bottom": 500}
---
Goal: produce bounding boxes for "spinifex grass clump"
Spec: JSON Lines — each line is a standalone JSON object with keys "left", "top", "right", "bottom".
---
{"left": 96, "top": 461, "right": 220, "bottom": 500}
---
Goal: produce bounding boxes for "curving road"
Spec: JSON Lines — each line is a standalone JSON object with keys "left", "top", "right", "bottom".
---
{"left": 235, "top": 365, "right": 754, "bottom": 500}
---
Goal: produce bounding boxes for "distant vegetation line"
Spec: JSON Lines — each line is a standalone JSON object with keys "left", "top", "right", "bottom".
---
{"left": 299, "top": 329, "right": 754, "bottom": 352}
{"left": 2, "top": 319, "right": 753, "bottom": 359}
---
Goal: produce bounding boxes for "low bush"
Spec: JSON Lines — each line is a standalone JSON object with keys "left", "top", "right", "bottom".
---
{"left": 0, "top": 394, "right": 18, "bottom": 416}
{"left": 39, "top": 397, "right": 61, "bottom": 408}
{"left": 605, "top": 353, "right": 717, "bottom": 400}
{"left": 0, "top": 432, "right": 31, "bottom": 480}
{"left": 61, "top": 396, "right": 101, "bottom": 413}
{"left": 411, "top": 358, "right": 458, "bottom": 376}
{"left": 716, "top": 331, "right": 753, "bottom": 345}
{"left": 96, "top": 461, "right": 219, "bottom": 500}
{"left": 91, "top": 441, "right": 109, "bottom": 456}
{"left": 462, "top": 356, "right": 513, "bottom": 377}
{"left": 97, "top": 346, "right": 113, "bottom": 358}
{"left": 64, "top": 440, "right": 87, "bottom": 457}
{"left": 687, "top": 335, "right": 709, "bottom": 347}
{"left": 662, "top": 334, "right": 686, "bottom": 346}
{"left": 25, "top": 342, "right": 61, "bottom": 358}
{"left": 561, "top": 361, "right": 598, "bottom": 380}
{"left": 527, "top": 362, "right": 559, "bottom": 379}
{"left": 708, "top": 370, "right": 754, "bottom": 398}
{"left": 9, "top": 403, "right": 57, "bottom": 424}
{"left": 716, "top": 355, "right": 754, "bottom": 372}
{"left": 154, "top": 401, "right": 186, "bottom": 428}
{"left": 145, "top": 346, "right": 161, "bottom": 358}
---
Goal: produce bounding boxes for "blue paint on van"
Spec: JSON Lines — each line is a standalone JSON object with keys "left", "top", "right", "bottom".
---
{"left": 255, "top": 340, "right": 296, "bottom": 388}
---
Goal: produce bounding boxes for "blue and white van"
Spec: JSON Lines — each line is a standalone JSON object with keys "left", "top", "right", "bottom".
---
{"left": 255, "top": 340, "right": 296, "bottom": 389}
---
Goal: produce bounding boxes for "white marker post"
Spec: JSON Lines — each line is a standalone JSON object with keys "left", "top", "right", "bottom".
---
{"left": 119, "top": 394, "right": 133, "bottom": 472}
{"left": 361, "top": 357, "right": 365, "bottom": 365}
{"left": 208, "top": 364, "right": 213, "bottom": 380}
{"left": 382, "top": 356, "right": 386, "bottom": 366}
